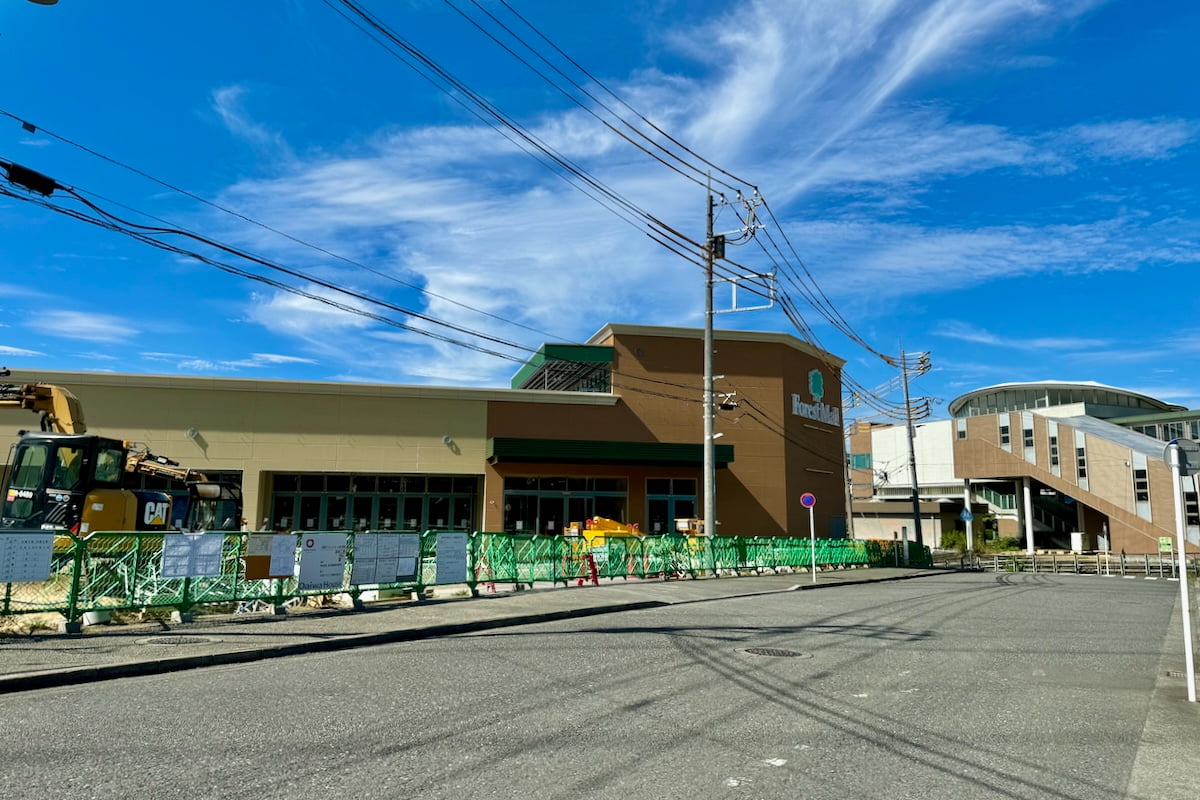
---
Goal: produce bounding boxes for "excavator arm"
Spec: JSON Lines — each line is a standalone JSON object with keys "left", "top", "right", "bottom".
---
{"left": 0, "top": 370, "right": 87, "bottom": 434}
{"left": 123, "top": 447, "right": 209, "bottom": 483}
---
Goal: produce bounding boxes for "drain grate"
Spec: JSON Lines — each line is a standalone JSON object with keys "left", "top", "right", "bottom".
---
{"left": 742, "top": 647, "right": 811, "bottom": 658}
{"left": 137, "top": 635, "right": 220, "bottom": 646}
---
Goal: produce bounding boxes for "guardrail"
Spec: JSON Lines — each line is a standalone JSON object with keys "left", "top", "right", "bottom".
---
{"left": 938, "top": 551, "right": 1200, "bottom": 578}
{"left": 0, "top": 531, "right": 929, "bottom": 625}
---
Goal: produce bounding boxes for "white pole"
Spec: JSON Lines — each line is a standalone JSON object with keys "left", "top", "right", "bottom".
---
{"left": 1167, "top": 443, "right": 1196, "bottom": 702}
{"left": 808, "top": 504, "right": 817, "bottom": 584}
{"left": 963, "top": 478, "right": 974, "bottom": 554}
{"left": 1022, "top": 477, "right": 1035, "bottom": 555}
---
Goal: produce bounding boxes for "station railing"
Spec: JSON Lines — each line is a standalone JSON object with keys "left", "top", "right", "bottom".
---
{"left": 955, "top": 550, "right": 1200, "bottom": 578}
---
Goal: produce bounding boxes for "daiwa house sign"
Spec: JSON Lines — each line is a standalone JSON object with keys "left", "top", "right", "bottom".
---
{"left": 792, "top": 369, "right": 840, "bottom": 425}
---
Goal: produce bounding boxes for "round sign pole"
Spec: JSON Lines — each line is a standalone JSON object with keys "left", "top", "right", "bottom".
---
{"left": 1165, "top": 441, "right": 1197, "bottom": 702}
{"left": 801, "top": 493, "right": 817, "bottom": 584}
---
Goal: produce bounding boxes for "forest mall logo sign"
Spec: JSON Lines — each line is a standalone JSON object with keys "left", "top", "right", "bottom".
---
{"left": 792, "top": 369, "right": 839, "bottom": 426}
{"left": 808, "top": 369, "right": 824, "bottom": 402}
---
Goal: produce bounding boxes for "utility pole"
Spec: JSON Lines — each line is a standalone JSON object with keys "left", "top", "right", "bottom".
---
{"left": 703, "top": 188, "right": 716, "bottom": 540}
{"left": 899, "top": 350, "right": 930, "bottom": 549}
{"left": 701, "top": 181, "right": 772, "bottom": 540}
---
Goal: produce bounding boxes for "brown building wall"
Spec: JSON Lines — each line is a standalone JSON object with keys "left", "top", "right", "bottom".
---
{"left": 600, "top": 328, "right": 845, "bottom": 536}
{"left": 486, "top": 328, "right": 846, "bottom": 536}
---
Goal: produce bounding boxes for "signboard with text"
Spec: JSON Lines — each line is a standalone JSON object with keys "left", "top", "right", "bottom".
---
{"left": 298, "top": 534, "right": 348, "bottom": 591}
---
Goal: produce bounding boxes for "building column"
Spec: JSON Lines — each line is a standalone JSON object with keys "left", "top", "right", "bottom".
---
{"left": 1076, "top": 502, "right": 1087, "bottom": 548}
{"left": 1022, "top": 476, "right": 1035, "bottom": 555}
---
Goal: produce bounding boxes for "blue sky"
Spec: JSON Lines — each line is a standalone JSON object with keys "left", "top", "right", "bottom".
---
{"left": 1, "top": 0, "right": 1197, "bottom": 424}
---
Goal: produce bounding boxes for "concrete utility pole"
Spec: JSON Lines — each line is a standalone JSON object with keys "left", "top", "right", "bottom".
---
{"left": 701, "top": 182, "right": 771, "bottom": 540}
{"left": 900, "top": 350, "right": 925, "bottom": 549}
{"left": 703, "top": 189, "right": 716, "bottom": 540}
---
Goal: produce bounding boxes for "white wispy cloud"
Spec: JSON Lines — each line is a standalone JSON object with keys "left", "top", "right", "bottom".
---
{"left": 240, "top": 353, "right": 318, "bottom": 366}
{"left": 0, "top": 345, "right": 45, "bottom": 358}
{"left": 41, "top": 311, "right": 139, "bottom": 343}
{"left": 934, "top": 321, "right": 1111, "bottom": 351}
{"left": 211, "top": 85, "right": 295, "bottom": 161}
{"left": 0, "top": 282, "right": 46, "bottom": 299}
{"left": 243, "top": 289, "right": 377, "bottom": 341}
{"left": 178, "top": 359, "right": 219, "bottom": 372}
{"left": 140, "top": 350, "right": 316, "bottom": 375}
{"left": 141, "top": 352, "right": 192, "bottom": 362}
{"left": 186, "top": 0, "right": 1192, "bottom": 387}
{"left": 1061, "top": 119, "right": 1199, "bottom": 161}
{"left": 1128, "top": 386, "right": 1200, "bottom": 404}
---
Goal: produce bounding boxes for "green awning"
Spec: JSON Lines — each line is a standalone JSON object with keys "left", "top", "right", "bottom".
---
{"left": 510, "top": 344, "right": 614, "bottom": 391}
{"left": 487, "top": 437, "right": 733, "bottom": 466}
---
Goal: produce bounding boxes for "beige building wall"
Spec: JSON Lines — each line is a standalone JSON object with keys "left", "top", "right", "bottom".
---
{"left": 847, "top": 422, "right": 878, "bottom": 501}
{"left": 954, "top": 410, "right": 1195, "bottom": 553}
{"left": 1, "top": 369, "right": 504, "bottom": 526}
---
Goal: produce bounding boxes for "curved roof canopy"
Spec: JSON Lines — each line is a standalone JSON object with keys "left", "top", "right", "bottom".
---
{"left": 947, "top": 381, "right": 1184, "bottom": 419}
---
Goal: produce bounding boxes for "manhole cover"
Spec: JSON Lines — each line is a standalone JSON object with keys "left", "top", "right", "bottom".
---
{"left": 136, "top": 635, "right": 220, "bottom": 646}
{"left": 741, "top": 647, "right": 811, "bottom": 658}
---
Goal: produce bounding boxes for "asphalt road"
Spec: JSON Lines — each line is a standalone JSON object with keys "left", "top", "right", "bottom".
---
{"left": 0, "top": 572, "right": 1192, "bottom": 799}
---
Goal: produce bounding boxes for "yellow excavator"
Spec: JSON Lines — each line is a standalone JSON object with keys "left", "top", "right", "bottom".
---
{"left": 1, "top": 370, "right": 241, "bottom": 534}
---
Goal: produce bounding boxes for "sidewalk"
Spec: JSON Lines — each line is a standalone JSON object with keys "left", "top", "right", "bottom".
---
{"left": 0, "top": 566, "right": 946, "bottom": 694}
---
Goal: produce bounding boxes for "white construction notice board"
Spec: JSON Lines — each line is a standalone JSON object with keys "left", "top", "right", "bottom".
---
{"left": 161, "top": 533, "right": 224, "bottom": 579}
{"left": 350, "top": 533, "right": 405, "bottom": 586}
{"left": 0, "top": 533, "right": 54, "bottom": 583}
{"left": 397, "top": 533, "right": 420, "bottom": 581}
{"left": 298, "top": 533, "right": 347, "bottom": 591}
{"left": 434, "top": 532, "right": 469, "bottom": 585}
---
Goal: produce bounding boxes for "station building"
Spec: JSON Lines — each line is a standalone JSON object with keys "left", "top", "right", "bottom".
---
{"left": 847, "top": 381, "right": 1200, "bottom": 553}
{"left": 1, "top": 324, "right": 848, "bottom": 538}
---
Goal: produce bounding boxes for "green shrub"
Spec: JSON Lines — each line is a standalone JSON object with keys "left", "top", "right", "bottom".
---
{"left": 940, "top": 528, "right": 966, "bottom": 552}
{"left": 984, "top": 536, "right": 1022, "bottom": 552}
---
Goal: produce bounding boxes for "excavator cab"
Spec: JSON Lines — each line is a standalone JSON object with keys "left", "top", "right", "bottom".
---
{"left": 2, "top": 433, "right": 124, "bottom": 531}
{"left": 178, "top": 481, "right": 243, "bottom": 532}
{"left": 0, "top": 432, "right": 234, "bottom": 534}
{"left": 2, "top": 375, "right": 242, "bottom": 534}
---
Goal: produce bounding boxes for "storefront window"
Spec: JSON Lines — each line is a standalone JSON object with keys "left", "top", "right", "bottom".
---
{"left": 269, "top": 472, "right": 476, "bottom": 532}
{"left": 502, "top": 475, "right": 628, "bottom": 533}
{"left": 646, "top": 478, "right": 698, "bottom": 534}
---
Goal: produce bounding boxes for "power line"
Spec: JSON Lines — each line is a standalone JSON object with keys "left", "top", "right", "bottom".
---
{"left": 0, "top": 107, "right": 565, "bottom": 346}
{"left": 8, "top": 4, "right": 908, "bottom": 430}
{"left": 443, "top": 0, "right": 746, "bottom": 196}
{"left": 423, "top": 1, "right": 898, "bottom": 367}
{"left": 0, "top": 157, "right": 774, "bottom": 412}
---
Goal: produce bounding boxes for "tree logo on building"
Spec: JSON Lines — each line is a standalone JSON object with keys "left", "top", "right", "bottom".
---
{"left": 792, "top": 368, "right": 839, "bottom": 426}
{"left": 808, "top": 369, "right": 824, "bottom": 402}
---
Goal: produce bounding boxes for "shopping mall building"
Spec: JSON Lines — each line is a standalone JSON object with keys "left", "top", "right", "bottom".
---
{"left": 2, "top": 324, "right": 848, "bottom": 538}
